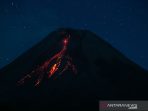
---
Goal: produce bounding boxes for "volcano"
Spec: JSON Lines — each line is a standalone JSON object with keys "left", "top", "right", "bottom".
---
{"left": 0, "top": 28, "right": 148, "bottom": 111}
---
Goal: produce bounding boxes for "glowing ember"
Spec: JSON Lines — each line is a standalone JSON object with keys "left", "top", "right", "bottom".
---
{"left": 63, "top": 39, "right": 68, "bottom": 45}
{"left": 18, "top": 34, "right": 77, "bottom": 87}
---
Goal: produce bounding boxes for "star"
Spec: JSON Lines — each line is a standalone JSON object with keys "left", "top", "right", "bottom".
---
{"left": 93, "top": 5, "right": 97, "bottom": 9}
{"left": 103, "top": 21, "right": 107, "bottom": 25}
{"left": 6, "top": 58, "right": 9, "bottom": 61}
{"left": 103, "top": 15, "right": 107, "bottom": 19}
{"left": 11, "top": 1, "right": 14, "bottom": 6}
{"left": 23, "top": 26, "right": 27, "bottom": 29}
{"left": 84, "top": 23, "right": 88, "bottom": 27}
{"left": 105, "top": 31, "right": 109, "bottom": 35}
{"left": 119, "top": 22, "right": 124, "bottom": 26}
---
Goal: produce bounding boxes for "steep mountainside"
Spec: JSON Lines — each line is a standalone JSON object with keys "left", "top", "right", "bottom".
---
{"left": 0, "top": 28, "right": 148, "bottom": 111}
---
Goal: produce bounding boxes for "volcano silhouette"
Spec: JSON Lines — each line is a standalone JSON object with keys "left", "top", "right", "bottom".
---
{"left": 0, "top": 28, "right": 148, "bottom": 111}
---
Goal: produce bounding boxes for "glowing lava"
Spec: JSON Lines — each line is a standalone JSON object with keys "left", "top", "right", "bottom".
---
{"left": 18, "top": 34, "right": 77, "bottom": 87}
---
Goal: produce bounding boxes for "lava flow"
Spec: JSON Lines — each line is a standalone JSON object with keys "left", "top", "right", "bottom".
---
{"left": 18, "top": 34, "right": 77, "bottom": 87}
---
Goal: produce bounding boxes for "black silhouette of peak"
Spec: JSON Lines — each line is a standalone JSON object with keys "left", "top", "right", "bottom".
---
{"left": 0, "top": 28, "right": 148, "bottom": 111}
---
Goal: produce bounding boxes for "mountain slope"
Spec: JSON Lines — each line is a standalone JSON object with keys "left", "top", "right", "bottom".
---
{"left": 0, "top": 28, "right": 148, "bottom": 111}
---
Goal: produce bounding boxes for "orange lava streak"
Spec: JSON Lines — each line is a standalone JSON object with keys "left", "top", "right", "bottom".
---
{"left": 48, "top": 60, "right": 61, "bottom": 78}
{"left": 18, "top": 35, "right": 77, "bottom": 87}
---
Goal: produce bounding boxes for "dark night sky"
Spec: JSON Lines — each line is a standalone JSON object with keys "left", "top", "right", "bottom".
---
{"left": 0, "top": 0, "right": 148, "bottom": 70}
